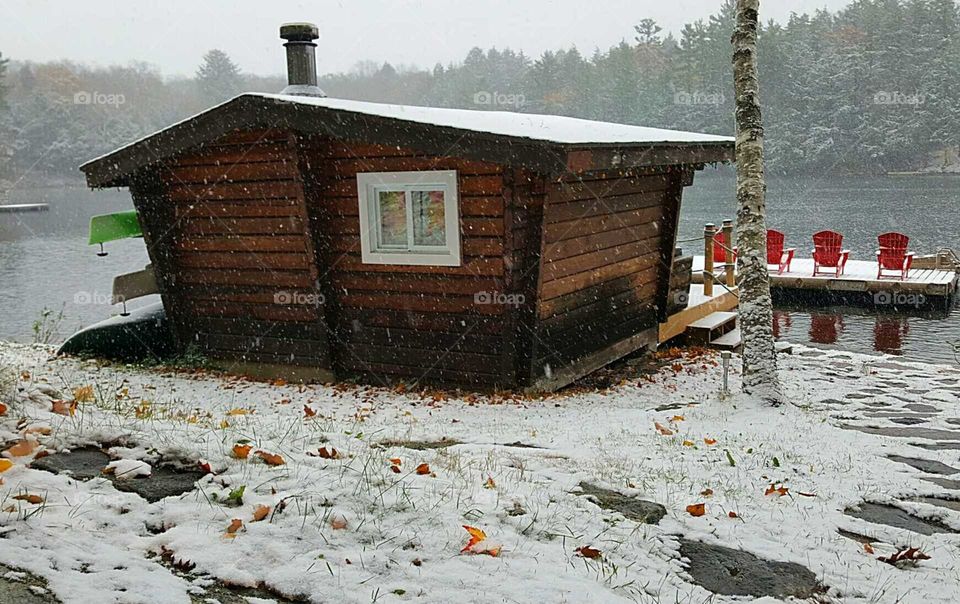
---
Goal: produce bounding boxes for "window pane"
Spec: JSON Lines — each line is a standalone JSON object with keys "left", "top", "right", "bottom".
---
{"left": 377, "top": 190, "right": 407, "bottom": 247}
{"left": 411, "top": 189, "right": 446, "bottom": 246}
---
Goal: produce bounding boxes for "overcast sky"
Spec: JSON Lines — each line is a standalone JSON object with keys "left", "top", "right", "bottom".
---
{"left": 4, "top": 0, "right": 854, "bottom": 77}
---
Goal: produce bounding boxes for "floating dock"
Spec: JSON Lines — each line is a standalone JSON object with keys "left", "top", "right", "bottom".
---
{"left": 0, "top": 203, "right": 49, "bottom": 213}
{"left": 692, "top": 256, "right": 958, "bottom": 310}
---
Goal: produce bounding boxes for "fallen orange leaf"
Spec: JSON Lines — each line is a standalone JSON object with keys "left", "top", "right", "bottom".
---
{"left": 654, "top": 422, "right": 674, "bottom": 436}
{"left": 671, "top": 415, "right": 685, "bottom": 422}
{"left": 415, "top": 463, "right": 431, "bottom": 475}
{"left": 460, "top": 525, "right": 501, "bottom": 556}
{"left": 461, "top": 525, "right": 487, "bottom": 552}
{"left": 256, "top": 451, "right": 285, "bottom": 466}
{"left": 13, "top": 493, "right": 43, "bottom": 504}
{"left": 686, "top": 503, "right": 706, "bottom": 517}
{"left": 728, "top": 511, "right": 739, "bottom": 518}
{"left": 231, "top": 443, "right": 252, "bottom": 459}
{"left": 704, "top": 438, "right": 717, "bottom": 445}
{"left": 225, "top": 518, "right": 243, "bottom": 537}
{"left": 5, "top": 439, "right": 37, "bottom": 457}
{"left": 764, "top": 484, "right": 789, "bottom": 497}
{"left": 389, "top": 465, "right": 401, "bottom": 474}
{"left": 317, "top": 447, "right": 340, "bottom": 459}
{"left": 0, "top": 402, "right": 7, "bottom": 416}
{"left": 303, "top": 405, "right": 316, "bottom": 418}
{"left": 575, "top": 545, "right": 602, "bottom": 559}
{"left": 389, "top": 458, "right": 401, "bottom": 466}
{"left": 484, "top": 476, "right": 496, "bottom": 489}
{"left": 863, "top": 542, "right": 875, "bottom": 554}
{"left": 51, "top": 400, "right": 77, "bottom": 416}
{"left": 252, "top": 505, "right": 271, "bottom": 522}
{"left": 0, "top": 459, "right": 13, "bottom": 473}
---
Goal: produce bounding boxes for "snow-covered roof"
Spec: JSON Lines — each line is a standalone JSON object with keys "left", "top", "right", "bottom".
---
{"left": 81, "top": 92, "right": 734, "bottom": 187}
{"left": 252, "top": 93, "right": 734, "bottom": 146}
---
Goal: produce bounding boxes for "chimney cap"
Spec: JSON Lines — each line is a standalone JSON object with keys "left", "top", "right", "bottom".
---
{"left": 280, "top": 22, "right": 319, "bottom": 42}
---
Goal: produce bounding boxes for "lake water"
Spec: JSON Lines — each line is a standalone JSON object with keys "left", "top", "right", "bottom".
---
{"left": 1, "top": 173, "right": 958, "bottom": 364}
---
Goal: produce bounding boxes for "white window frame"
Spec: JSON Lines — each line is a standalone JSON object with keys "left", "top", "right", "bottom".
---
{"left": 357, "top": 170, "right": 461, "bottom": 267}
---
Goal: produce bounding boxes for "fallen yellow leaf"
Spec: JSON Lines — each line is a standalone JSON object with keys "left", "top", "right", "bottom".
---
{"left": 72, "top": 385, "right": 94, "bottom": 403}
{"left": 0, "top": 459, "right": 13, "bottom": 473}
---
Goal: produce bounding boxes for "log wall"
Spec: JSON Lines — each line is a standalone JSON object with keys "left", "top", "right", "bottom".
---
{"left": 528, "top": 169, "right": 684, "bottom": 382}
{"left": 297, "top": 135, "right": 513, "bottom": 388}
{"left": 143, "top": 129, "right": 331, "bottom": 370}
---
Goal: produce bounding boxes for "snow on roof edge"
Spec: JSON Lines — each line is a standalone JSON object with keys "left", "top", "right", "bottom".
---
{"left": 81, "top": 92, "right": 734, "bottom": 179}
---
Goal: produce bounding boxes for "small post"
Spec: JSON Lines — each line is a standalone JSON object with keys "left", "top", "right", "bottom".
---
{"left": 722, "top": 219, "right": 735, "bottom": 287}
{"left": 721, "top": 351, "right": 731, "bottom": 397}
{"left": 703, "top": 223, "right": 716, "bottom": 296}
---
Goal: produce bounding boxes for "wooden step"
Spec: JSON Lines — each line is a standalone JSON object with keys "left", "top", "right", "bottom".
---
{"left": 711, "top": 327, "right": 742, "bottom": 350}
{"left": 688, "top": 311, "right": 737, "bottom": 331}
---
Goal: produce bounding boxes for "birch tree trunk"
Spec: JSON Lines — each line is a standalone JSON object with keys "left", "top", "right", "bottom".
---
{"left": 732, "top": 0, "right": 782, "bottom": 402}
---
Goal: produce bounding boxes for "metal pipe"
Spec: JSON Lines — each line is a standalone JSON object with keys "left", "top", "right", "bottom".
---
{"left": 279, "top": 22, "right": 326, "bottom": 97}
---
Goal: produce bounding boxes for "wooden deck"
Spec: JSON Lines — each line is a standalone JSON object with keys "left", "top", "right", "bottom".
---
{"left": 659, "top": 283, "right": 739, "bottom": 343}
{"left": 691, "top": 256, "right": 959, "bottom": 306}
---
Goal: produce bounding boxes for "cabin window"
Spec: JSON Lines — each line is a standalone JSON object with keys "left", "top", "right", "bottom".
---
{"left": 357, "top": 170, "right": 461, "bottom": 266}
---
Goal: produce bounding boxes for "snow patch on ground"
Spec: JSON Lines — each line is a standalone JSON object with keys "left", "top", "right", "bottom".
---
{"left": 0, "top": 341, "right": 959, "bottom": 603}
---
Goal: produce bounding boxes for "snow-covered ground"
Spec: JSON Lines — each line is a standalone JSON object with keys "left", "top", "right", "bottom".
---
{"left": 1, "top": 341, "right": 960, "bottom": 603}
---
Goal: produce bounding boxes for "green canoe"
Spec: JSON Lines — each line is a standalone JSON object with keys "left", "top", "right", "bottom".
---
{"left": 88, "top": 210, "right": 142, "bottom": 245}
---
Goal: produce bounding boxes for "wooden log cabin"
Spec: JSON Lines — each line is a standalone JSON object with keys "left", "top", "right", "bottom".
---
{"left": 80, "top": 23, "right": 734, "bottom": 391}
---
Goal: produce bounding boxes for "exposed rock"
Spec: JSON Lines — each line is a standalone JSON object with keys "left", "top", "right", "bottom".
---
{"left": 0, "top": 564, "right": 58, "bottom": 604}
{"left": 378, "top": 438, "right": 461, "bottom": 450}
{"left": 31, "top": 448, "right": 204, "bottom": 502}
{"left": 844, "top": 502, "right": 957, "bottom": 535}
{"left": 679, "top": 540, "right": 822, "bottom": 599}
{"left": 888, "top": 455, "right": 960, "bottom": 475}
{"left": 576, "top": 482, "right": 665, "bottom": 524}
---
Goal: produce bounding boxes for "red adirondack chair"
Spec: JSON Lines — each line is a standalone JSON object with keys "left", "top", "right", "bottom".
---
{"left": 812, "top": 230, "right": 850, "bottom": 276}
{"left": 876, "top": 232, "right": 914, "bottom": 279}
{"left": 713, "top": 232, "right": 737, "bottom": 264}
{"left": 767, "top": 229, "right": 795, "bottom": 273}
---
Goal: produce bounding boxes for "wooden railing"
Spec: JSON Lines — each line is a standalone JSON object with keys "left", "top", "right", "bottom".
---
{"left": 703, "top": 220, "right": 736, "bottom": 296}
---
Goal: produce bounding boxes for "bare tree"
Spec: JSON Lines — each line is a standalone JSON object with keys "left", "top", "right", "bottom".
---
{"left": 732, "top": 0, "right": 781, "bottom": 402}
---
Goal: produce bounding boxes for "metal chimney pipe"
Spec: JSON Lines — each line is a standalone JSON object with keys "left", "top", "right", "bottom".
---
{"left": 279, "top": 22, "right": 326, "bottom": 97}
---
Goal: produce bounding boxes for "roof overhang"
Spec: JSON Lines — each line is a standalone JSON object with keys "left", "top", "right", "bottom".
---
{"left": 80, "top": 94, "right": 735, "bottom": 189}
